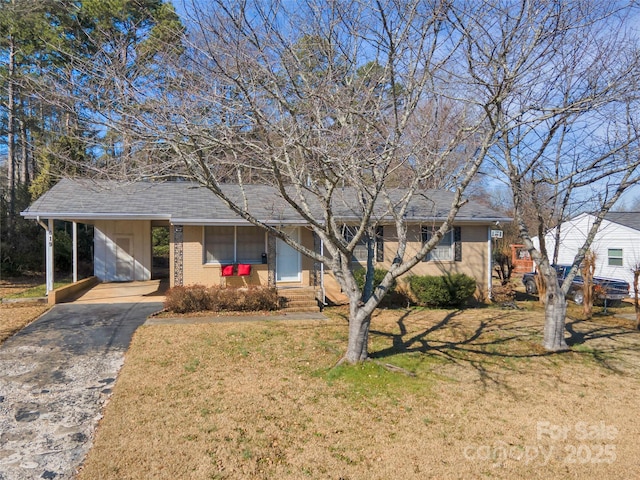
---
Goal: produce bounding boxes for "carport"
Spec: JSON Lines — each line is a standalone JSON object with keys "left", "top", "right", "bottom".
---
{"left": 21, "top": 180, "right": 173, "bottom": 295}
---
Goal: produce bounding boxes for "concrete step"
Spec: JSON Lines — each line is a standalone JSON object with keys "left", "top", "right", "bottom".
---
{"left": 278, "top": 289, "right": 318, "bottom": 299}
{"left": 280, "top": 292, "right": 317, "bottom": 300}
{"left": 283, "top": 298, "right": 317, "bottom": 305}
{"left": 278, "top": 288, "right": 320, "bottom": 312}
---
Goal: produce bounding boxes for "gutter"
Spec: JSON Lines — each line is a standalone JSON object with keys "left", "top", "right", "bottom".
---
{"left": 22, "top": 210, "right": 513, "bottom": 226}
{"left": 332, "top": 215, "right": 514, "bottom": 224}
{"left": 172, "top": 218, "right": 310, "bottom": 226}
{"left": 22, "top": 212, "right": 171, "bottom": 221}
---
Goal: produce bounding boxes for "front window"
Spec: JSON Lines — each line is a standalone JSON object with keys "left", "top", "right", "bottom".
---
{"left": 342, "top": 225, "right": 369, "bottom": 263}
{"left": 204, "top": 226, "right": 266, "bottom": 264}
{"left": 608, "top": 248, "right": 623, "bottom": 266}
{"left": 422, "top": 227, "right": 453, "bottom": 261}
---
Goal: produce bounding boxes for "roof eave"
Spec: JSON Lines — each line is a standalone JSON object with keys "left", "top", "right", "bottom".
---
{"left": 21, "top": 211, "right": 171, "bottom": 221}
{"left": 173, "top": 218, "right": 310, "bottom": 226}
{"left": 338, "top": 215, "right": 513, "bottom": 224}
{"left": 21, "top": 210, "right": 512, "bottom": 225}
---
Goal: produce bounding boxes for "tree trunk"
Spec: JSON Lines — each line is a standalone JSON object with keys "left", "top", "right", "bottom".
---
{"left": 19, "top": 117, "right": 30, "bottom": 184}
{"left": 344, "top": 300, "right": 371, "bottom": 363}
{"left": 535, "top": 272, "right": 547, "bottom": 305}
{"left": 543, "top": 281, "right": 569, "bottom": 351}
{"left": 6, "top": 34, "right": 17, "bottom": 238}
{"left": 634, "top": 270, "right": 640, "bottom": 330}
{"left": 582, "top": 251, "right": 596, "bottom": 318}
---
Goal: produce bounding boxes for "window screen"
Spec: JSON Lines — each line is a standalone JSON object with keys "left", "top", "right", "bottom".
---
{"left": 236, "top": 227, "right": 265, "bottom": 263}
{"left": 205, "top": 226, "right": 235, "bottom": 264}
{"left": 205, "top": 226, "right": 265, "bottom": 264}
{"left": 422, "top": 227, "right": 453, "bottom": 261}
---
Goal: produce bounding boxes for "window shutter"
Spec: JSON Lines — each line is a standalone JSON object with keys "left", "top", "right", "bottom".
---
{"left": 454, "top": 227, "right": 462, "bottom": 262}
{"left": 421, "top": 226, "right": 428, "bottom": 262}
{"left": 376, "top": 226, "right": 384, "bottom": 262}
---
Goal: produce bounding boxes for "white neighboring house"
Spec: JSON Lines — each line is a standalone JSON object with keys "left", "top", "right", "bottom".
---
{"left": 539, "top": 212, "right": 640, "bottom": 289}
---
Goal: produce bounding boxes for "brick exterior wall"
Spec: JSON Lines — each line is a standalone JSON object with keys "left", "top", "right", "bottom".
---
{"left": 175, "top": 225, "right": 315, "bottom": 288}
{"left": 323, "top": 224, "right": 491, "bottom": 303}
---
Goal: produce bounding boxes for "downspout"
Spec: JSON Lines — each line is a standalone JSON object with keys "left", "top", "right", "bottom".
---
{"left": 36, "top": 216, "right": 54, "bottom": 295}
{"left": 36, "top": 216, "right": 48, "bottom": 232}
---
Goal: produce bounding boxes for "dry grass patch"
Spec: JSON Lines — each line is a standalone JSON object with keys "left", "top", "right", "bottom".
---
{"left": 78, "top": 306, "right": 640, "bottom": 479}
{"left": 0, "top": 304, "right": 50, "bottom": 344}
{"left": 0, "top": 278, "right": 50, "bottom": 344}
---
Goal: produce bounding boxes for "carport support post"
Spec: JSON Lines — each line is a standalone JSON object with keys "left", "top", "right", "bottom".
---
{"left": 487, "top": 226, "right": 493, "bottom": 300}
{"left": 72, "top": 221, "right": 78, "bottom": 283}
{"left": 36, "top": 217, "right": 54, "bottom": 294}
{"left": 46, "top": 218, "right": 54, "bottom": 294}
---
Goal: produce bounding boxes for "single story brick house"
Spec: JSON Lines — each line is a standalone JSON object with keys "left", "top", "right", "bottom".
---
{"left": 22, "top": 179, "right": 510, "bottom": 303}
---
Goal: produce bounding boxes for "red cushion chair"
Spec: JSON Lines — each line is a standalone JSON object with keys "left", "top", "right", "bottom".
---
{"left": 221, "top": 264, "right": 234, "bottom": 276}
{"left": 237, "top": 264, "right": 251, "bottom": 276}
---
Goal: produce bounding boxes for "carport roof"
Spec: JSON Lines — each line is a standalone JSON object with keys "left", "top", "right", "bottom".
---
{"left": 21, "top": 178, "right": 511, "bottom": 225}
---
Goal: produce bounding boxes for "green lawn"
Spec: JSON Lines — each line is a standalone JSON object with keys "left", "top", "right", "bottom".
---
{"left": 3, "top": 280, "right": 71, "bottom": 299}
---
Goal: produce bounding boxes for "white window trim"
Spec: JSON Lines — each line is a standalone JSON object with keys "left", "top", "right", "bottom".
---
{"left": 203, "top": 226, "right": 267, "bottom": 265}
{"left": 422, "top": 227, "right": 454, "bottom": 262}
{"left": 607, "top": 248, "right": 623, "bottom": 267}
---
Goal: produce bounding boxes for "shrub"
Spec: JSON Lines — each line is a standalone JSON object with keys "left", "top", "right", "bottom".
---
{"left": 164, "top": 285, "right": 213, "bottom": 313}
{"left": 409, "top": 273, "right": 476, "bottom": 308}
{"left": 491, "top": 282, "right": 517, "bottom": 304}
{"left": 164, "top": 285, "right": 279, "bottom": 313}
{"left": 351, "top": 268, "right": 410, "bottom": 307}
{"left": 153, "top": 244, "right": 170, "bottom": 258}
{"left": 241, "top": 286, "right": 280, "bottom": 311}
{"left": 353, "top": 268, "right": 396, "bottom": 295}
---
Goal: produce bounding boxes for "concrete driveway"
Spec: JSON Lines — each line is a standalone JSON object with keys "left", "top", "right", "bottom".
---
{"left": 0, "top": 300, "right": 162, "bottom": 479}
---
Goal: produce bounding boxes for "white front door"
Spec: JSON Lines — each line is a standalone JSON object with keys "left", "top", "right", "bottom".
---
{"left": 276, "top": 228, "right": 301, "bottom": 282}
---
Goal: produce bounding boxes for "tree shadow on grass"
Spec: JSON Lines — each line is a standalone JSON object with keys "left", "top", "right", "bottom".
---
{"left": 368, "top": 309, "right": 640, "bottom": 390}
{"left": 565, "top": 317, "right": 634, "bottom": 346}
{"left": 564, "top": 316, "right": 640, "bottom": 374}
{"left": 367, "top": 310, "right": 549, "bottom": 391}
{"left": 370, "top": 310, "right": 545, "bottom": 360}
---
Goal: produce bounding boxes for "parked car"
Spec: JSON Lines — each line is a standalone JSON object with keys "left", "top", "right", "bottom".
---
{"left": 522, "top": 264, "right": 630, "bottom": 306}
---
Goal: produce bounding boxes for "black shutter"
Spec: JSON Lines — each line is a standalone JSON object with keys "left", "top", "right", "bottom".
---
{"left": 421, "top": 226, "right": 428, "bottom": 262}
{"left": 376, "top": 226, "right": 384, "bottom": 262}
{"left": 454, "top": 226, "right": 462, "bottom": 262}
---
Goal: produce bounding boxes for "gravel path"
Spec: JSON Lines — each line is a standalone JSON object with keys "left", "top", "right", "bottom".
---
{"left": 0, "top": 302, "right": 161, "bottom": 479}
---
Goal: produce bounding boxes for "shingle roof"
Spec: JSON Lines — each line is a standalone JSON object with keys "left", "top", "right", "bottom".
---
{"left": 605, "top": 212, "right": 640, "bottom": 231}
{"left": 21, "top": 178, "right": 510, "bottom": 224}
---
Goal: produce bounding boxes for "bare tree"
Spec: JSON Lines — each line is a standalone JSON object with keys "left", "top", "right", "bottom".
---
{"left": 59, "top": 0, "right": 504, "bottom": 363}
{"left": 454, "top": 2, "right": 640, "bottom": 350}
{"left": 48, "top": 1, "right": 640, "bottom": 359}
